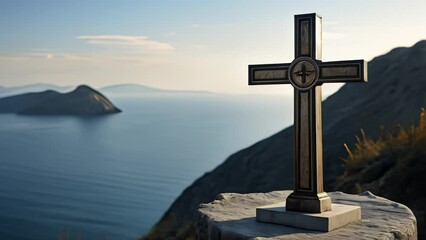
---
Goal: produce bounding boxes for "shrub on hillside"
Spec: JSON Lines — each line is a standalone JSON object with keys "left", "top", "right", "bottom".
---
{"left": 337, "top": 108, "right": 426, "bottom": 239}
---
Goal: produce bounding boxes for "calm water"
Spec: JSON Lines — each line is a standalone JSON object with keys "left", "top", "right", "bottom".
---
{"left": 0, "top": 93, "right": 292, "bottom": 240}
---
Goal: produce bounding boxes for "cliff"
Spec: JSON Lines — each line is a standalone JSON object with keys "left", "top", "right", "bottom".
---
{"left": 143, "top": 40, "right": 426, "bottom": 239}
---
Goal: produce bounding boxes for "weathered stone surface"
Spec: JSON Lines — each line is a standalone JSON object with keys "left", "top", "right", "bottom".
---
{"left": 195, "top": 191, "right": 417, "bottom": 240}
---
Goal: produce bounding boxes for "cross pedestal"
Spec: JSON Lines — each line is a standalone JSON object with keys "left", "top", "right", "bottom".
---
{"left": 249, "top": 13, "right": 367, "bottom": 231}
{"left": 196, "top": 191, "right": 417, "bottom": 239}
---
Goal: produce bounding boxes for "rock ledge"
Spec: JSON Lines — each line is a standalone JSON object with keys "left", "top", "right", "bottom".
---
{"left": 195, "top": 190, "right": 417, "bottom": 240}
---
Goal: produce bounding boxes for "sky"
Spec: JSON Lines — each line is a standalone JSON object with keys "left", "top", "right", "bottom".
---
{"left": 0, "top": 0, "right": 426, "bottom": 96}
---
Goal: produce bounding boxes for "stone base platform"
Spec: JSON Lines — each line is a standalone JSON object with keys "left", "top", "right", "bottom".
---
{"left": 195, "top": 191, "right": 417, "bottom": 240}
{"left": 257, "top": 202, "right": 360, "bottom": 231}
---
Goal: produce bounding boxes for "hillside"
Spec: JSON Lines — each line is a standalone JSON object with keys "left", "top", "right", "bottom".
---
{"left": 0, "top": 83, "right": 72, "bottom": 98}
{"left": 0, "top": 90, "right": 61, "bottom": 113}
{"left": 0, "top": 85, "right": 121, "bottom": 115}
{"left": 100, "top": 83, "right": 210, "bottom": 97}
{"left": 143, "top": 40, "right": 426, "bottom": 239}
{"left": 336, "top": 109, "right": 426, "bottom": 239}
{"left": 100, "top": 83, "right": 168, "bottom": 96}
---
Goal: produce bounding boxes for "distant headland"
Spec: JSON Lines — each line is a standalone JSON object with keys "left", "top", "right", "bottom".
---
{"left": 0, "top": 85, "right": 121, "bottom": 116}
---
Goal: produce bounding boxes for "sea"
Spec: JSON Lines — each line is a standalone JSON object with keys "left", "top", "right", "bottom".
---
{"left": 0, "top": 93, "right": 292, "bottom": 240}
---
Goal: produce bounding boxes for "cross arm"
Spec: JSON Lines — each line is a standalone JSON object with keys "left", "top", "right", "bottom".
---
{"left": 248, "top": 63, "right": 291, "bottom": 85}
{"left": 317, "top": 60, "right": 368, "bottom": 83}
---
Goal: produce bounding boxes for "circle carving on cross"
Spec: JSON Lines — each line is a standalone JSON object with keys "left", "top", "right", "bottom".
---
{"left": 288, "top": 57, "right": 319, "bottom": 90}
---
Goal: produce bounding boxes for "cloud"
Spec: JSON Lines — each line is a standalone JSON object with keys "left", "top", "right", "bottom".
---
{"left": 0, "top": 51, "right": 93, "bottom": 63}
{"left": 0, "top": 55, "right": 29, "bottom": 61}
{"left": 24, "top": 52, "right": 85, "bottom": 61}
{"left": 77, "top": 35, "right": 174, "bottom": 53}
{"left": 190, "top": 23, "right": 200, "bottom": 28}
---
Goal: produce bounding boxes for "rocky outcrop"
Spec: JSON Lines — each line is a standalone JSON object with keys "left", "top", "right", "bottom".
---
{"left": 143, "top": 40, "right": 426, "bottom": 239}
{"left": 195, "top": 191, "right": 417, "bottom": 240}
{"left": 0, "top": 85, "right": 121, "bottom": 115}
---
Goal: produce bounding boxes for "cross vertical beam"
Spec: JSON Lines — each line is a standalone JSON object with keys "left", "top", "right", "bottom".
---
{"left": 294, "top": 13, "right": 322, "bottom": 60}
{"left": 286, "top": 13, "right": 331, "bottom": 213}
{"left": 248, "top": 13, "right": 367, "bottom": 213}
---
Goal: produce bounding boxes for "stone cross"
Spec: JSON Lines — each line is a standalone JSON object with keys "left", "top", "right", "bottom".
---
{"left": 249, "top": 13, "right": 367, "bottom": 213}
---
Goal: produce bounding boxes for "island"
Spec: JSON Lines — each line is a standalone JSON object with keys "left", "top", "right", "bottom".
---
{"left": 0, "top": 85, "right": 121, "bottom": 115}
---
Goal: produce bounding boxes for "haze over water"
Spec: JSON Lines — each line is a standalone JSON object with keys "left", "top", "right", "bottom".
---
{"left": 0, "top": 93, "right": 291, "bottom": 239}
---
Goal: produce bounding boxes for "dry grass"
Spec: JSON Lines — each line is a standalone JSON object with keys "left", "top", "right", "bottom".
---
{"left": 337, "top": 108, "right": 426, "bottom": 239}
{"left": 340, "top": 108, "right": 426, "bottom": 179}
